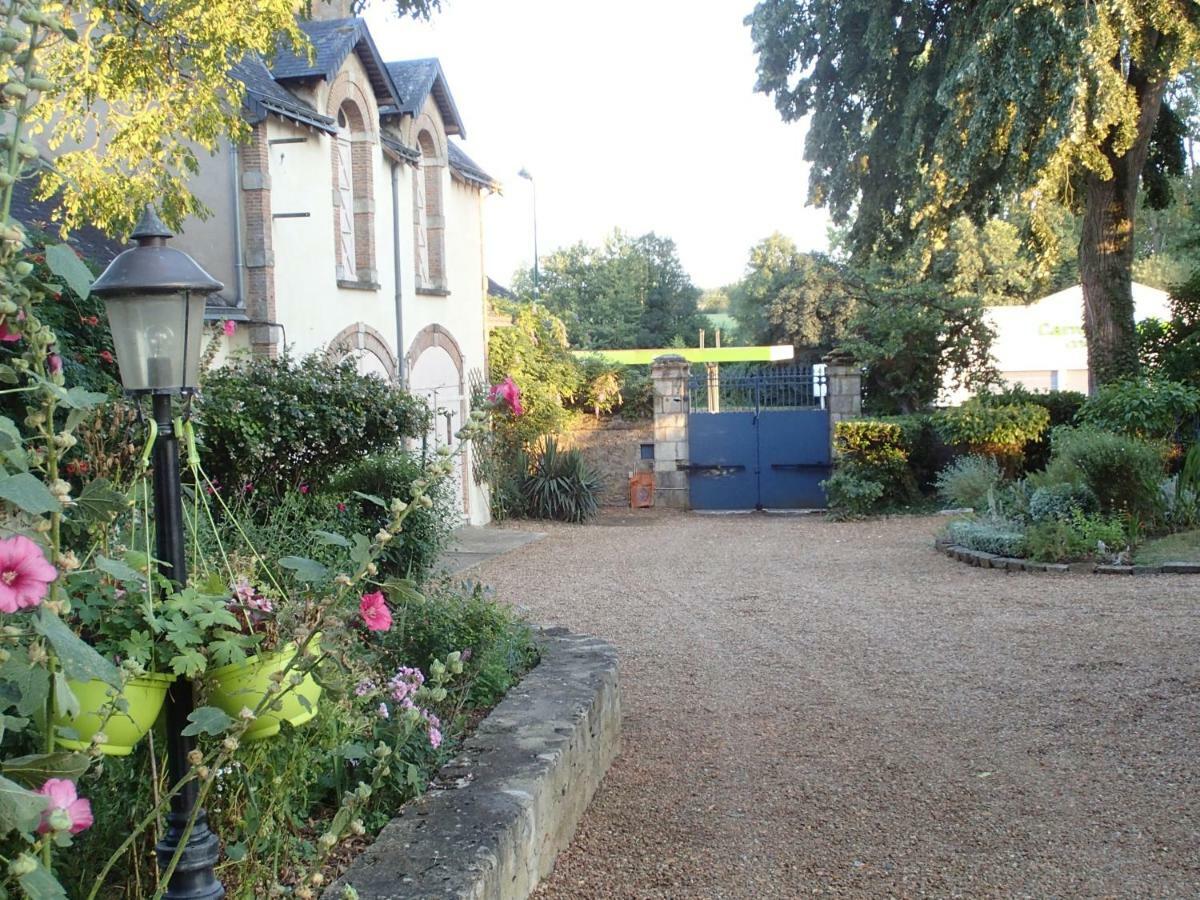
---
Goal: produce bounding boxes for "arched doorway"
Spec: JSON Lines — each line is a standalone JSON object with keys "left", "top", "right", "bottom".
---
{"left": 406, "top": 325, "right": 469, "bottom": 518}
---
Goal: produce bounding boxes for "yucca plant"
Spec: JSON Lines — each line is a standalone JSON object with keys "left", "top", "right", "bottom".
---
{"left": 519, "top": 437, "right": 603, "bottom": 522}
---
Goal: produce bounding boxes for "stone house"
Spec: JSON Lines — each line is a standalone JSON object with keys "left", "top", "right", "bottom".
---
{"left": 173, "top": 11, "right": 498, "bottom": 524}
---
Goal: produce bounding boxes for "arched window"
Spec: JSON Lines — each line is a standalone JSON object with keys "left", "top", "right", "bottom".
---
{"left": 332, "top": 100, "right": 375, "bottom": 285}
{"left": 335, "top": 109, "right": 357, "bottom": 280}
{"left": 414, "top": 130, "right": 446, "bottom": 291}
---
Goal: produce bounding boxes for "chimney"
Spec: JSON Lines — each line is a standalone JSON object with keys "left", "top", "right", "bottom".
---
{"left": 306, "top": 0, "right": 355, "bottom": 21}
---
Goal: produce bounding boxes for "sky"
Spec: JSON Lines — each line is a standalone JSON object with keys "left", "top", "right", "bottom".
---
{"left": 366, "top": 0, "right": 831, "bottom": 292}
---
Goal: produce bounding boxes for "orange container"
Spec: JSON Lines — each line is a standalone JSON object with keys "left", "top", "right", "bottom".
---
{"left": 630, "top": 471, "right": 655, "bottom": 508}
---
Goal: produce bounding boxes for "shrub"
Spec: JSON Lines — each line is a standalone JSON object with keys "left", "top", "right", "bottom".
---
{"left": 945, "top": 517, "right": 1026, "bottom": 557}
{"left": 822, "top": 469, "right": 885, "bottom": 519}
{"left": 1023, "top": 511, "right": 1129, "bottom": 563}
{"left": 1028, "top": 482, "right": 1098, "bottom": 523}
{"left": 978, "top": 386, "right": 1087, "bottom": 470}
{"left": 1075, "top": 377, "right": 1200, "bottom": 444}
{"left": 519, "top": 437, "right": 603, "bottom": 522}
{"left": 832, "top": 419, "right": 918, "bottom": 506}
{"left": 935, "top": 455, "right": 1002, "bottom": 510}
{"left": 326, "top": 451, "right": 459, "bottom": 583}
{"left": 198, "top": 353, "right": 430, "bottom": 498}
{"left": 1047, "top": 426, "right": 1166, "bottom": 522}
{"left": 879, "top": 412, "right": 943, "bottom": 490}
{"left": 932, "top": 400, "right": 1050, "bottom": 467}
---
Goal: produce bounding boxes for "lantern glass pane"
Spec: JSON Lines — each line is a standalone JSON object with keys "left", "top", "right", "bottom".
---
{"left": 103, "top": 292, "right": 206, "bottom": 392}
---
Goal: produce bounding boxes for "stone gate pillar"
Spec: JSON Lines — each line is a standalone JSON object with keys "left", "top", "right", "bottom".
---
{"left": 823, "top": 350, "right": 862, "bottom": 448}
{"left": 651, "top": 355, "right": 690, "bottom": 509}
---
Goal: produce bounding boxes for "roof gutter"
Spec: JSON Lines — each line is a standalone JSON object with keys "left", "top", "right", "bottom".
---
{"left": 391, "top": 160, "right": 406, "bottom": 388}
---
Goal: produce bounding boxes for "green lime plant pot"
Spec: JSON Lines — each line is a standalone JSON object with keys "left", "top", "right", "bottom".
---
{"left": 207, "top": 643, "right": 322, "bottom": 742}
{"left": 53, "top": 673, "right": 175, "bottom": 756}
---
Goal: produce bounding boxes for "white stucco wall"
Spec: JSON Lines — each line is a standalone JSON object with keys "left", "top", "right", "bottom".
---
{"left": 942, "top": 282, "right": 1170, "bottom": 403}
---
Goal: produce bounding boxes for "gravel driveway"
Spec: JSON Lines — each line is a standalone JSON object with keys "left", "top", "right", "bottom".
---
{"left": 473, "top": 511, "right": 1200, "bottom": 899}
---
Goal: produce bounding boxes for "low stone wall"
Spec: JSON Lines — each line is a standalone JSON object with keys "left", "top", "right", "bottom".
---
{"left": 935, "top": 539, "right": 1200, "bottom": 575}
{"left": 562, "top": 416, "right": 652, "bottom": 507}
{"left": 327, "top": 628, "right": 621, "bottom": 899}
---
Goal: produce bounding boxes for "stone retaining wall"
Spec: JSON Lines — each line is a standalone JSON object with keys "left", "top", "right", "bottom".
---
{"left": 562, "top": 417, "right": 652, "bottom": 507}
{"left": 327, "top": 628, "right": 620, "bottom": 899}
{"left": 936, "top": 539, "right": 1200, "bottom": 575}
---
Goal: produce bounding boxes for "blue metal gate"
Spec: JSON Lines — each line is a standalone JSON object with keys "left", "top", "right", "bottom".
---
{"left": 687, "top": 366, "right": 831, "bottom": 510}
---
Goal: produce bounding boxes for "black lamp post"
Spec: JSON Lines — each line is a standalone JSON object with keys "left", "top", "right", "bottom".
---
{"left": 517, "top": 167, "right": 539, "bottom": 298}
{"left": 91, "top": 207, "right": 225, "bottom": 899}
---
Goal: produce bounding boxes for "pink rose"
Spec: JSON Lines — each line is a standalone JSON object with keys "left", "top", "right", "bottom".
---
{"left": 222, "top": 319, "right": 237, "bottom": 337}
{"left": 36, "top": 778, "right": 93, "bottom": 835}
{"left": 359, "top": 591, "right": 392, "bottom": 632}
{"left": 0, "top": 536, "right": 57, "bottom": 613}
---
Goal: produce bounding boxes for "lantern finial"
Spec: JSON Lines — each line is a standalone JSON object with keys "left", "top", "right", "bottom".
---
{"left": 130, "top": 206, "right": 173, "bottom": 244}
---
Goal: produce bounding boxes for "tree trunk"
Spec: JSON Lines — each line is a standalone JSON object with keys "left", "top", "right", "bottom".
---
{"left": 1078, "top": 59, "right": 1168, "bottom": 390}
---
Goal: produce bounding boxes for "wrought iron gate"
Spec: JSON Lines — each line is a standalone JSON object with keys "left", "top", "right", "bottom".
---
{"left": 687, "top": 366, "right": 831, "bottom": 510}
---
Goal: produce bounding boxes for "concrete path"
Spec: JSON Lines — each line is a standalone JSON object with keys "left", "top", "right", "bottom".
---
{"left": 437, "top": 524, "right": 545, "bottom": 575}
{"left": 474, "top": 510, "right": 1200, "bottom": 899}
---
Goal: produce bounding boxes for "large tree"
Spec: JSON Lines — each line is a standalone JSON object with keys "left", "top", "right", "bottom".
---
{"left": 513, "top": 229, "right": 705, "bottom": 349}
{"left": 746, "top": 0, "right": 1200, "bottom": 385}
{"left": 730, "top": 233, "right": 857, "bottom": 359}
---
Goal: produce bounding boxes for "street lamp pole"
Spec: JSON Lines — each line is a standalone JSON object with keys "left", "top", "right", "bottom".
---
{"left": 517, "top": 168, "right": 538, "bottom": 298}
{"left": 91, "top": 207, "right": 225, "bottom": 900}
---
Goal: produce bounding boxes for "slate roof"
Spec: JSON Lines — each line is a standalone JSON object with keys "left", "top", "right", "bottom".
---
{"left": 448, "top": 143, "right": 497, "bottom": 191}
{"left": 232, "top": 56, "right": 335, "bottom": 133}
{"left": 9, "top": 174, "right": 126, "bottom": 264}
{"left": 270, "top": 19, "right": 399, "bottom": 108}
{"left": 383, "top": 59, "right": 465, "bottom": 137}
{"left": 381, "top": 133, "right": 420, "bottom": 164}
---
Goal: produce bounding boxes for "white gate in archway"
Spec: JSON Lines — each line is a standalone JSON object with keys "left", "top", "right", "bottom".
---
{"left": 407, "top": 345, "right": 467, "bottom": 518}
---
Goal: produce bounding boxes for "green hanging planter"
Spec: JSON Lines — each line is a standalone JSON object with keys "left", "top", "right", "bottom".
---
{"left": 53, "top": 673, "right": 175, "bottom": 756}
{"left": 207, "top": 643, "right": 322, "bottom": 742}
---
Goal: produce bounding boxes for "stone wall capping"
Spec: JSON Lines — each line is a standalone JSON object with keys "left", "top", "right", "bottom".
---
{"left": 327, "top": 627, "right": 620, "bottom": 899}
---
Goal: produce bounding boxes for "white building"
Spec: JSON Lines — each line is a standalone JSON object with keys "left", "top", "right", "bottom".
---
{"left": 943, "top": 282, "right": 1170, "bottom": 403}
{"left": 175, "top": 13, "right": 496, "bottom": 523}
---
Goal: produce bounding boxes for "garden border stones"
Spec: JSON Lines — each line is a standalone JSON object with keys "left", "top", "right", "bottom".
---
{"left": 935, "top": 539, "right": 1200, "bottom": 575}
{"left": 327, "top": 627, "right": 620, "bottom": 900}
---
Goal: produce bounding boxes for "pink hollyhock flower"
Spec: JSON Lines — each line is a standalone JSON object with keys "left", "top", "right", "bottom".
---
{"left": 0, "top": 536, "right": 57, "bottom": 613}
{"left": 222, "top": 319, "right": 237, "bottom": 337}
{"left": 47, "top": 354, "right": 62, "bottom": 375}
{"left": 488, "top": 376, "right": 523, "bottom": 416}
{"left": 0, "top": 321, "right": 20, "bottom": 343}
{"left": 36, "top": 778, "right": 93, "bottom": 835}
{"left": 359, "top": 591, "right": 392, "bottom": 632}
{"left": 298, "top": 484, "right": 310, "bottom": 495}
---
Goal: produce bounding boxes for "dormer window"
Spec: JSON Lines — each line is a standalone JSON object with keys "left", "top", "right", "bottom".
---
{"left": 414, "top": 129, "right": 446, "bottom": 292}
{"left": 332, "top": 100, "right": 376, "bottom": 286}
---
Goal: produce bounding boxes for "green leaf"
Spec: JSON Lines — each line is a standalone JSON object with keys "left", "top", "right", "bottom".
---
{"left": 278, "top": 556, "right": 328, "bottom": 583}
{"left": 181, "top": 706, "right": 233, "bottom": 737}
{"left": 2, "top": 752, "right": 90, "bottom": 788}
{"left": 0, "top": 650, "right": 50, "bottom": 717}
{"left": 52, "top": 673, "right": 79, "bottom": 720}
{"left": 313, "top": 530, "right": 351, "bottom": 548}
{"left": 95, "top": 555, "right": 147, "bottom": 586}
{"left": 33, "top": 609, "right": 120, "bottom": 689}
{"left": 0, "top": 715, "right": 29, "bottom": 743}
{"left": 350, "top": 534, "right": 372, "bottom": 567}
{"left": 0, "top": 774, "right": 47, "bottom": 835}
{"left": 0, "top": 417, "right": 22, "bottom": 452}
{"left": 0, "top": 364, "right": 18, "bottom": 385}
{"left": 18, "top": 860, "right": 68, "bottom": 900}
{"left": 225, "top": 842, "right": 247, "bottom": 863}
{"left": 170, "top": 649, "right": 207, "bottom": 678}
{"left": 335, "top": 742, "right": 369, "bottom": 761}
{"left": 352, "top": 490, "right": 386, "bottom": 508}
{"left": 43, "top": 243, "right": 93, "bottom": 299}
{"left": 0, "top": 473, "right": 59, "bottom": 514}
{"left": 75, "top": 480, "right": 127, "bottom": 524}
{"left": 60, "top": 387, "right": 108, "bottom": 411}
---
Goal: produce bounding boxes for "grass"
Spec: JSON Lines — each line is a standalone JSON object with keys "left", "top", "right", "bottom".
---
{"left": 1134, "top": 528, "right": 1200, "bottom": 565}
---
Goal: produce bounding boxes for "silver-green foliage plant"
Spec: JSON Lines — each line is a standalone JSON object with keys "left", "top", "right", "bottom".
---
{"left": 935, "top": 455, "right": 1002, "bottom": 511}
{"left": 1027, "top": 482, "right": 1099, "bottom": 524}
{"left": 945, "top": 518, "right": 1026, "bottom": 558}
